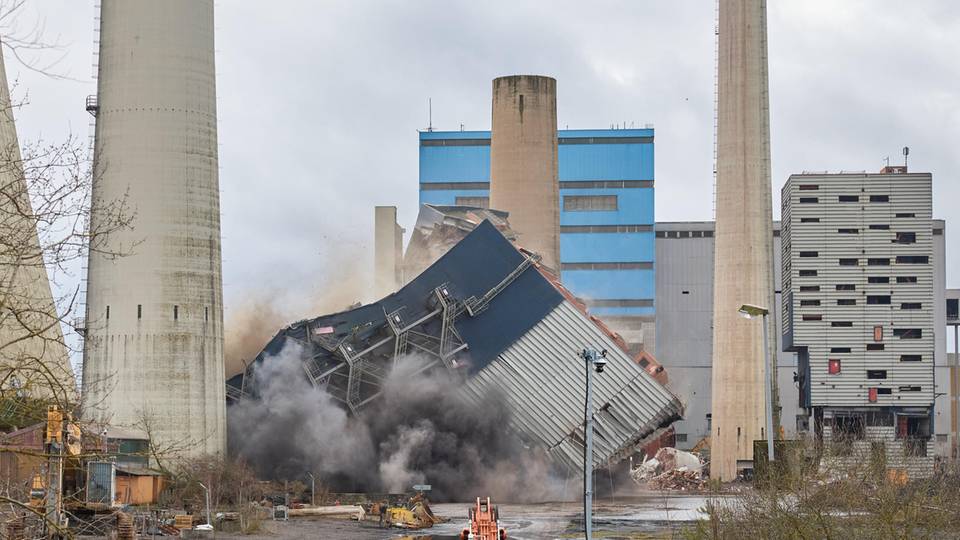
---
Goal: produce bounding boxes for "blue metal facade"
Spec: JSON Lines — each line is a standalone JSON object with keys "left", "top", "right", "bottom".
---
{"left": 419, "top": 129, "right": 655, "bottom": 320}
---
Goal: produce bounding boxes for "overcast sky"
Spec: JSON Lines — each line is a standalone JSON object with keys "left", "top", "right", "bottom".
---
{"left": 7, "top": 1, "right": 959, "bottom": 360}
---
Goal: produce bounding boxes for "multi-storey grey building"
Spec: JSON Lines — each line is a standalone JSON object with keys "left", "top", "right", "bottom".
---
{"left": 654, "top": 215, "right": 948, "bottom": 456}
{"left": 781, "top": 168, "right": 935, "bottom": 471}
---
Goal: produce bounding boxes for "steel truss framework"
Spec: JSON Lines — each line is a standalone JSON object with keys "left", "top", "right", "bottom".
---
{"left": 228, "top": 253, "right": 539, "bottom": 415}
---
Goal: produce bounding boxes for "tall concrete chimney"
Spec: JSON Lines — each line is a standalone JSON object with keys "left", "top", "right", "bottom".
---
{"left": 0, "top": 46, "right": 73, "bottom": 399}
{"left": 82, "top": 0, "right": 225, "bottom": 456}
{"left": 710, "top": 0, "right": 777, "bottom": 480}
{"left": 489, "top": 75, "right": 560, "bottom": 271}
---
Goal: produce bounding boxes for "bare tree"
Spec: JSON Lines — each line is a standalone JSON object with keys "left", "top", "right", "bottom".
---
{"left": 0, "top": 2, "right": 138, "bottom": 537}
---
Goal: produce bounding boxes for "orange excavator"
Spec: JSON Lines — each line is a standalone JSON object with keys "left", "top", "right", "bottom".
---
{"left": 459, "top": 497, "right": 506, "bottom": 540}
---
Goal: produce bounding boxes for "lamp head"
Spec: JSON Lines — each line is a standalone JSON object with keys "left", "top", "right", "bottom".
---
{"left": 593, "top": 356, "right": 607, "bottom": 373}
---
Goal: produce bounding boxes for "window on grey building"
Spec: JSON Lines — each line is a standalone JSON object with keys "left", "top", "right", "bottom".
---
{"left": 867, "top": 276, "right": 890, "bottom": 284}
{"left": 801, "top": 217, "right": 820, "bottom": 223}
{"left": 838, "top": 258, "right": 858, "bottom": 266}
{"left": 900, "top": 354, "right": 921, "bottom": 362}
{"left": 455, "top": 196, "right": 490, "bottom": 208}
{"left": 831, "top": 321, "right": 853, "bottom": 327}
{"left": 893, "top": 328, "right": 922, "bottom": 339}
{"left": 867, "top": 295, "right": 891, "bottom": 305}
{"left": 800, "top": 299, "right": 821, "bottom": 306}
{"left": 894, "top": 232, "right": 916, "bottom": 244}
{"left": 900, "top": 303, "right": 921, "bottom": 310}
{"left": 800, "top": 251, "right": 818, "bottom": 258}
{"left": 948, "top": 298, "right": 959, "bottom": 319}
{"left": 839, "top": 195, "right": 859, "bottom": 202}
{"left": 802, "top": 314, "right": 822, "bottom": 321}
{"left": 831, "top": 347, "right": 852, "bottom": 353}
{"left": 896, "top": 255, "right": 928, "bottom": 264}
{"left": 799, "top": 184, "right": 819, "bottom": 191}
{"left": 895, "top": 213, "right": 915, "bottom": 218}
{"left": 800, "top": 285, "right": 821, "bottom": 292}
{"left": 869, "top": 224, "right": 890, "bottom": 230}
{"left": 799, "top": 197, "right": 818, "bottom": 203}
{"left": 799, "top": 269, "right": 817, "bottom": 277}
{"left": 867, "top": 370, "right": 887, "bottom": 379}
{"left": 563, "top": 195, "right": 618, "bottom": 211}
{"left": 675, "top": 433, "right": 688, "bottom": 443}
{"left": 897, "top": 276, "right": 918, "bottom": 283}
{"left": 837, "top": 299, "right": 856, "bottom": 305}
{"left": 866, "top": 343, "right": 884, "bottom": 351}
{"left": 867, "top": 258, "right": 890, "bottom": 266}
{"left": 836, "top": 284, "right": 856, "bottom": 291}
{"left": 837, "top": 228, "right": 859, "bottom": 234}
{"left": 870, "top": 195, "right": 890, "bottom": 203}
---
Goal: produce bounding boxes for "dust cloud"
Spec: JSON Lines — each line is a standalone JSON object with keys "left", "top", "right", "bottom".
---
{"left": 224, "top": 258, "right": 372, "bottom": 377}
{"left": 227, "top": 344, "right": 567, "bottom": 502}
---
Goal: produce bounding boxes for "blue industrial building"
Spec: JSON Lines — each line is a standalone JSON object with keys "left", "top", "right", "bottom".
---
{"left": 418, "top": 128, "right": 655, "bottom": 351}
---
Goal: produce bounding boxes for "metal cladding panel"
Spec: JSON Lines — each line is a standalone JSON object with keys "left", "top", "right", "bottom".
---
{"left": 463, "top": 302, "right": 683, "bottom": 472}
{"left": 782, "top": 173, "right": 935, "bottom": 408}
{"left": 86, "top": 461, "right": 116, "bottom": 504}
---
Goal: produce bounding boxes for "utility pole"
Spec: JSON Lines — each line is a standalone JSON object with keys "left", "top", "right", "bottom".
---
{"left": 581, "top": 348, "right": 607, "bottom": 540}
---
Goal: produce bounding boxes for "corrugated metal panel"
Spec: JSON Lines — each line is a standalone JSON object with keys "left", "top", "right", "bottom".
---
{"left": 782, "top": 173, "right": 935, "bottom": 407}
{"left": 463, "top": 302, "right": 682, "bottom": 472}
{"left": 86, "top": 461, "right": 116, "bottom": 504}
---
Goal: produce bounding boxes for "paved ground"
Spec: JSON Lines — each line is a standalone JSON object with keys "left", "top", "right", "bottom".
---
{"left": 222, "top": 493, "right": 713, "bottom": 540}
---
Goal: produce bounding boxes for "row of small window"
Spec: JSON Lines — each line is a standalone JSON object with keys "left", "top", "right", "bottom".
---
{"left": 563, "top": 195, "right": 618, "bottom": 211}
{"left": 800, "top": 299, "right": 921, "bottom": 309}
{"left": 799, "top": 215, "right": 916, "bottom": 222}
{"left": 833, "top": 229, "right": 917, "bottom": 243}
{"left": 453, "top": 194, "right": 623, "bottom": 212}
{"left": 104, "top": 305, "right": 207, "bottom": 321}
{"left": 798, "top": 277, "right": 918, "bottom": 290}
{"left": 655, "top": 230, "right": 714, "bottom": 238}
{"left": 809, "top": 328, "right": 923, "bottom": 340}
{"left": 828, "top": 349, "right": 922, "bottom": 360}
{"left": 797, "top": 253, "right": 928, "bottom": 265}
{"left": 798, "top": 270, "right": 919, "bottom": 283}
{"left": 798, "top": 194, "right": 891, "bottom": 203}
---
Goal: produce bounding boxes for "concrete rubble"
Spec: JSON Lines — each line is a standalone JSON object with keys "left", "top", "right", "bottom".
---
{"left": 631, "top": 447, "right": 707, "bottom": 491}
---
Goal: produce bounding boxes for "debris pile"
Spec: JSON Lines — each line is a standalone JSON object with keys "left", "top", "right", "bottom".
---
{"left": 630, "top": 447, "right": 707, "bottom": 491}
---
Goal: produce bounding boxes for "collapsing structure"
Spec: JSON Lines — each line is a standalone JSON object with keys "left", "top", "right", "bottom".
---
{"left": 228, "top": 221, "right": 681, "bottom": 472}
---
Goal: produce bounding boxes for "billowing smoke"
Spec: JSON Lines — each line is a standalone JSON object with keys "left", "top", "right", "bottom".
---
{"left": 224, "top": 258, "right": 373, "bottom": 378}
{"left": 227, "top": 343, "right": 566, "bottom": 502}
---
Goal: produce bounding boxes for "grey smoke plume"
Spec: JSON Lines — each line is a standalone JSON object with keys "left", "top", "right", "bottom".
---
{"left": 227, "top": 343, "right": 567, "bottom": 502}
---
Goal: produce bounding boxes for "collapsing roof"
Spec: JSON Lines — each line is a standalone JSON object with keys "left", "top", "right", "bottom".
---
{"left": 228, "top": 220, "right": 681, "bottom": 472}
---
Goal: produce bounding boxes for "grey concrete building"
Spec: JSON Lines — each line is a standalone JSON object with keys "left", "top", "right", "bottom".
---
{"left": 781, "top": 169, "right": 936, "bottom": 472}
{"left": 654, "top": 217, "right": 948, "bottom": 456}
{"left": 655, "top": 221, "right": 798, "bottom": 451}
{"left": 938, "top": 288, "right": 959, "bottom": 456}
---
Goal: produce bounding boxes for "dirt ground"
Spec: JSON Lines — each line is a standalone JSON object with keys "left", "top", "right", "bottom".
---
{"left": 217, "top": 494, "right": 711, "bottom": 540}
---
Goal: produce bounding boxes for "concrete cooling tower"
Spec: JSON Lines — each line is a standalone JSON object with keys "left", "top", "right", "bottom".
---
{"left": 0, "top": 45, "right": 73, "bottom": 401}
{"left": 81, "top": 0, "right": 225, "bottom": 456}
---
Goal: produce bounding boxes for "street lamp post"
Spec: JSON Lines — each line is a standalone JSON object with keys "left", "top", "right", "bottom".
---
{"left": 580, "top": 348, "right": 607, "bottom": 540}
{"left": 739, "top": 304, "right": 775, "bottom": 463}
{"left": 198, "top": 482, "right": 212, "bottom": 527}
{"left": 306, "top": 472, "right": 315, "bottom": 506}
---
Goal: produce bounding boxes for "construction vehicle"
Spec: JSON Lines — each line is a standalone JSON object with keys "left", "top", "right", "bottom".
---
{"left": 459, "top": 497, "right": 506, "bottom": 540}
{"left": 382, "top": 493, "right": 445, "bottom": 529}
